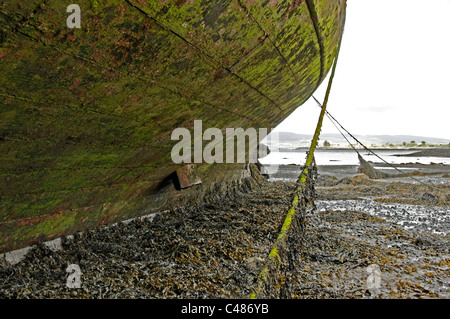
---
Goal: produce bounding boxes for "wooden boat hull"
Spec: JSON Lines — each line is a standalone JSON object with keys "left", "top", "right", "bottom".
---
{"left": 0, "top": 0, "right": 346, "bottom": 252}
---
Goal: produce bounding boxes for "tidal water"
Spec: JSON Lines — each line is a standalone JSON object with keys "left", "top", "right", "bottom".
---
{"left": 259, "top": 148, "right": 450, "bottom": 166}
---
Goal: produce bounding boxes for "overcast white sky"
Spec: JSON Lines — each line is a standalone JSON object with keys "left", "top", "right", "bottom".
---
{"left": 275, "top": 0, "right": 450, "bottom": 139}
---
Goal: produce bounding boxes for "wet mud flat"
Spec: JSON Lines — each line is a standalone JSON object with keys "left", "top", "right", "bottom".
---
{"left": 291, "top": 207, "right": 449, "bottom": 298}
{"left": 1, "top": 165, "right": 449, "bottom": 299}
{"left": 270, "top": 162, "right": 450, "bottom": 184}
{"left": 291, "top": 170, "right": 449, "bottom": 298}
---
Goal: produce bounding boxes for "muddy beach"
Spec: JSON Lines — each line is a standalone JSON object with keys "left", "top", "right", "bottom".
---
{"left": 298, "top": 170, "right": 449, "bottom": 298}
{"left": 0, "top": 180, "right": 293, "bottom": 299}
{"left": 0, "top": 162, "right": 449, "bottom": 299}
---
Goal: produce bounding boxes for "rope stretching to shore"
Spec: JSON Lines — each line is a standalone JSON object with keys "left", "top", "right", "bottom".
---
{"left": 249, "top": 11, "right": 346, "bottom": 298}
{"left": 311, "top": 96, "right": 443, "bottom": 192}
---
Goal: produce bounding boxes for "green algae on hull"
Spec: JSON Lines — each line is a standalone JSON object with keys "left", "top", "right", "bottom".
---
{"left": 0, "top": 0, "right": 346, "bottom": 252}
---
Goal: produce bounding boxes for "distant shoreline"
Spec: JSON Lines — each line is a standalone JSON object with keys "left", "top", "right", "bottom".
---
{"left": 278, "top": 146, "right": 450, "bottom": 155}
{"left": 262, "top": 161, "right": 449, "bottom": 182}
{"left": 317, "top": 146, "right": 448, "bottom": 150}
{"left": 391, "top": 148, "right": 450, "bottom": 158}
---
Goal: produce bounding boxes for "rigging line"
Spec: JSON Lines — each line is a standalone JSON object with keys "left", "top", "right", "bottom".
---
{"left": 250, "top": 6, "right": 346, "bottom": 298}
{"left": 311, "top": 95, "right": 443, "bottom": 191}
{"left": 325, "top": 112, "right": 360, "bottom": 154}
{"left": 311, "top": 95, "right": 359, "bottom": 154}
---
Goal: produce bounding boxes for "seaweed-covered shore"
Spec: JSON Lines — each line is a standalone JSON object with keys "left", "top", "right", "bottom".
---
{"left": 1, "top": 164, "right": 449, "bottom": 299}
{"left": 0, "top": 181, "right": 292, "bottom": 298}
{"left": 294, "top": 172, "right": 449, "bottom": 298}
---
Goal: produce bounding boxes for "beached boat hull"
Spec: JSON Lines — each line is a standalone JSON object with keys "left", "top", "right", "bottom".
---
{"left": 0, "top": 0, "right": 346, "bottom": 252}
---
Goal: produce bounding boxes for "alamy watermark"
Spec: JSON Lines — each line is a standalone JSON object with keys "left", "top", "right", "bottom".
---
{"left": 66, "top": 264, "right": 82, "bottom": 288}
{"left": 366, "top": 264, "right": 381, "bottom": 294}
{"left": 67, "top": 4, "right": 81, "bottom": 29}
{"left": 170, "top": 120, "right": 279, "bottom": 173}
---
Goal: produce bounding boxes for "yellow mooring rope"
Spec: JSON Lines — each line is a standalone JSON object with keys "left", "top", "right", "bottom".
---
{"left": 249, "top": 11, "right": 346, "bottom": 299}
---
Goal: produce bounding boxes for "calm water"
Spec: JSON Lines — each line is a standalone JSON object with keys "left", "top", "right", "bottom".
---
{"left": 259, "top": 149, "right": 450, "bottom": 166}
